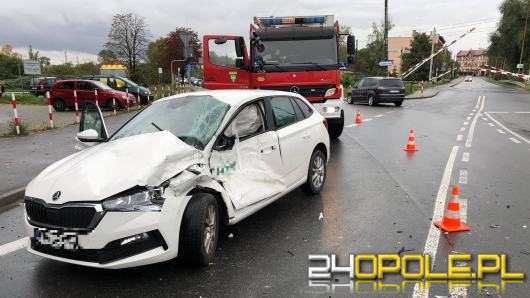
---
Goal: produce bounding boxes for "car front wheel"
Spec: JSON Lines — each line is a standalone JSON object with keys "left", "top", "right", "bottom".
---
{"left": 346, "top": 94, "right": 353, "bottom": 104}
{"left": 394, "top": 100, "right": 403, "bottom": 107}
{"left": 179, "top": 193, "right": 219, "bottom": 266}
{"left": 368, "top": 95, "right": 375, "bottom": 106}
{"left": 301, "top": 149, "right": 327, "bottom": 195}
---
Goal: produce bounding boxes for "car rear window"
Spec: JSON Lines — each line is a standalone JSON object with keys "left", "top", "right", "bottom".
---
{"left": 380, "top": 79, "right": 404, "bottom": 88}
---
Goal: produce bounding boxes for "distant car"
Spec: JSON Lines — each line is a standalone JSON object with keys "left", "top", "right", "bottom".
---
{"left": 29, "top": 77, "right": 57, "bottom": 96}
{"left": 24, "top": 90, "right": 330, "bottom": 268}
{"left": 465, "top": 76, "right": 473, "bottom": 82}
{"left": 50, "top": 79, "right": 136, "bottom": 112}
{"left": 81, "top": 75, "right": 152, "bottom": 105}
{"left": 347, "top": 77, "right": 405, "bottom": 107}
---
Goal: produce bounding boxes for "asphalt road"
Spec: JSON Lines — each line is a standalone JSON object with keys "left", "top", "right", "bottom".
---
{"left": 0, "top": 78, "right": 529, "bottom": 297}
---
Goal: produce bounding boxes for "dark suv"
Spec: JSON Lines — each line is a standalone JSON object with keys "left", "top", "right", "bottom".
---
{"left": 347, "top": 77, "right": 405, "bottom": 107}
{"left": 81, "top": 75, "right": 152, "bottom": 104}
{"left": 29, "top": 77, "right": 57, "bottom": 96}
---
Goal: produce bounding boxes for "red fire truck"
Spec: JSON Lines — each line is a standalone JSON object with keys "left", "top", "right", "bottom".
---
{"left": 202, "top": 15, "right": 355, "bottom": 138}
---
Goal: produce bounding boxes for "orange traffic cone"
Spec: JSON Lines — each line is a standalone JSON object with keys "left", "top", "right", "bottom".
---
{"left": 433, "top": 185, "right": 470, "bottom": 232}
{"left": 403, "top": 129, "right": 418, "bottom": 151}
{"left": 355, "top": 109, "right": 362, "bottom": 124}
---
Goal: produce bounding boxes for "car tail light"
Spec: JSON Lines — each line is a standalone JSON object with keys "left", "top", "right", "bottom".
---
{"left": 322, "top": 119, "right": 328, "bottom": 129}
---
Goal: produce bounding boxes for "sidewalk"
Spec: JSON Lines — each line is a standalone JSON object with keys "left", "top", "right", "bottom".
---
{"left": 405, "top": 88, "right": 440, "bottom": 100}
{"left": 0, "top": 112, "right": 136, "bottom": 208}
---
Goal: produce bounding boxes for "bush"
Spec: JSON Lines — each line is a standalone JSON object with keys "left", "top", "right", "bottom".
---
{"left": 0, "top": 94, "right": 46, "bottom": 105}
{"left": 340, "top": 72, "right": 355, "bottom": 88}
{"left": 6, "top": 119, "right": 28, "bottom": 136}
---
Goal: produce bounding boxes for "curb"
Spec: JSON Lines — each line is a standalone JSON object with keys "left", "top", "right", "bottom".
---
{"left": 405, "top": 90, "right": 440, "bottom": 100}
{"left": 0, "top": 186, "right": 25, "bottom": 209}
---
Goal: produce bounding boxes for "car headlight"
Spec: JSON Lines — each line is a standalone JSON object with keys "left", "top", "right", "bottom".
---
{"left": 102, "top": 186, "right": 166, "bottom": 212}
{"left": 324, "top": 88, "right": 336, "bottom": 97}
{"left": 323, "top": 106, "right": 340, "bottom": 113}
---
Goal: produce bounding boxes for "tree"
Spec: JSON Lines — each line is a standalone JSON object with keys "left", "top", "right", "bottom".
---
{"left": 104, "top": 13, "right": 151, "bottom": 81}
{"left": 401, "top": 33, "right": 432, "bottom": 80}
{"left": 489, "top": 0, "right": 530, "bottom": 71}
{"left": 160, "top": 27, "right": 202, "bottom": 78}
{"left": 353, "top": 22, "right": 393, "bottom": 76}
{"left": 97, "top": 49, "right": 117, "bottom": 64}
{"left": 27, "top": 45, "right": 39, "bottom": 60}
{"left": 0, "top": 44, "right": 22, "bottom": 79}
{"left": 39, "top": 57, "right": 51, "bottom": 66}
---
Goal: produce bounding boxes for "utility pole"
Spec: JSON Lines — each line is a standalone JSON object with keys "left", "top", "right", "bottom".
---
{"left": 384, "top": 0, "right": 389, "bottom": 75}
{"left": 428, "top": 28, "right": 436, "bottom": 81}
{"left": 519, "top": 4, "right": 528, "bottom": 74}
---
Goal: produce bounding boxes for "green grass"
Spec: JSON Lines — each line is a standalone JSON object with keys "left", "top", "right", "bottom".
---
{"left": 0, "top": 94, "right": 47, "bottom": 105}
{"left": 6, "top": 119, "right": 29, "bottom": 136}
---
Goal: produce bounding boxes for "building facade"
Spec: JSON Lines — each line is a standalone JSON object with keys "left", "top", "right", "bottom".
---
{"left": 388, "top": 30, "right": 445, "bottom": 75}
{"left": 456, "top": 49, "right": 488, "bottom": 73}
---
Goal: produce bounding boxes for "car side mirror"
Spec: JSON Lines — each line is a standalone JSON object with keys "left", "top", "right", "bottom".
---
{"left": 79, "top": 101, "right": 108, "bottom": 142}
{"left": 214, "top": 135, "right": 235, "bottom": 151}
{"left": 77, "top": 129, "right": 99, "bottom": 141}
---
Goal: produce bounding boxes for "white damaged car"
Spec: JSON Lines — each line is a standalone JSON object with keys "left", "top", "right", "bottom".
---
{"left": 24, "top": 90, "right": 330, "bottom": 268}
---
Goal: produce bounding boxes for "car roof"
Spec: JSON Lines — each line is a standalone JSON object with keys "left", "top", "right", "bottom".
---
{"left": 156, "top": 89, "right": 303, "bottom": 106}
{"left": 364, "top": 77, "right": 401, "bottom": 80}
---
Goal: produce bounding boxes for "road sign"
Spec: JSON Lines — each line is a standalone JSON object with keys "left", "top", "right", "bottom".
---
{"left": 186, "top": 64, "right": 193, "bottom": 73}
{"left": 378, "top": 60, "right": 393, "bottom": 67}
{"left": 517, "top": 64, "right": 524, "bottom": 69}
{"left": 23, "top": 60, "right": 41, "bottom": 75}
{"left": 158, "top": 67, "right": 163, "bottom": 74}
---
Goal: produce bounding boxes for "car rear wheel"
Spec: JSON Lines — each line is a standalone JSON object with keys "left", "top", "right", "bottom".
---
{"left": 394, "top": 101, "right": 403, "bottom": 107}
{"left": 52, "top": 98, "right": 66, "bottom": 112}
{"left": 301, "top": 149, "right": 327, "bottom": 195}
{"left": 368, "top": 95, "right": 375, "bottom": 106}
{"left": 179, "top": 193, "right": 219, "bottom": 266}
{"left": 346, "top": 94, "right": 353, "bottom": 104}
{"left": 105, "top": 99, "right": 121, "bottom": 111}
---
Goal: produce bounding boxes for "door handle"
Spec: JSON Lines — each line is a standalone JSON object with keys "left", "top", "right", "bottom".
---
{"left": 260, "top": 145, "right": 276, "bottom": 154}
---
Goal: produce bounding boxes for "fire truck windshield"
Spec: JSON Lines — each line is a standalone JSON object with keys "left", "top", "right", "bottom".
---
{"left": 253, "top": 37, "right": 338, "bottom": 72}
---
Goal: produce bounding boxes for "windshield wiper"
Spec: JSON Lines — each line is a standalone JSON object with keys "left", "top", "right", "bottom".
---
{"left": 151, "top": 122, "right": 164, "bottom": 131}
{"left": 291, "top": 62, "right": 328, "bottom": 71}
{"left": 262, "top": 62, "right": 287, "bottom": 72}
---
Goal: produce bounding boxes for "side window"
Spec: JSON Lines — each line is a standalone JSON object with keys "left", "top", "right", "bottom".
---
{"left": 292, "top": 97, "right": 313, "bottom": 119}
{"left": 99, "top": 78, "right": 108, "bottom": 85}
{"left": 208, "top": 39, "right": 238, "bottom": 68}
{"left": 270, "top": 96, "right": 297, "bottom": 129}
{"left": 59, "top": 81, "right": 74, "bottom": 89}
{"left": 290, "top": 98, "right": 304, "bottom": 121}
{"left": 224, "top": 102, "right": 265, "bottom": 140}
{"left": 78, "top": 81, "right": 95, "bottom": 91}
{"left": 116, "top": 79, "right": 125, "bottom": 89}
{"left": 357, "top": 79, "right": 364, "bottom": 88}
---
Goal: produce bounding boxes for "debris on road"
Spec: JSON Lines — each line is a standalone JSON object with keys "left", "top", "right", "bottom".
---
{"left": 489, "top": 224, "right": 503, "bottom": 228}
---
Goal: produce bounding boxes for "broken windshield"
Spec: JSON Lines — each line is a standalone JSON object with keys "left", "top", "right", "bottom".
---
{"left": 110, "top": 95, "right": 230, "bottom": 150}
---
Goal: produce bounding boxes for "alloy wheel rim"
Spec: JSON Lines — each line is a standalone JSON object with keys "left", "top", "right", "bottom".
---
{"left": 368, "top": 96, "right": 373, "bottom": 106}
{"left": 203, "top": 204, "right": 216, "bottom": 255}
{"left": 311, "top": 155, "right": 325, "bottom": 189}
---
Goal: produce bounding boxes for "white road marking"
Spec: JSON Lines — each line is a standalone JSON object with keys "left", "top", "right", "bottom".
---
{"left": 469, "top": 113, "right": 474, "bottom": 116}
{"left": 363, "top": 118, "right": 373, "bottom": 122}
{"left": 345, "top": 123, "right": 358, "bottom": 128}
{"left": 466, "top": 116, "right": 471, "bottom": 121}
{"left": 482, "top": 117, "right": 488, "bottom": 121}
{"left": 488, "top": 111, "right": 509, "bottom": 114}
{"left": 488, "top": 123, "right": 495, "bottom": 127}
{"left": 460, "top": 199, "right": 468, "bottom": 223}
{"left": 497, "top": 129, "right": 505, "bottom": 134}
{"left": 510, "top": 137, "right": 521, "bottom": 144}
{"left": 465, "top": 96, "right": 485, "bottom": 148}
{"left": 463, "top": 121, "right": 469, "bottom": 125}
{"left": 456, "top": 135, "right": 463, "bottom": 141}
{"left": 460, "top": 127, "right": 466, "bottom": 132}
{"left": 459, "top": 170, "right": 468, "bottom": 184}
{"left": 374, "top": 114, "right": 384, "bottom": 118}
{"left": 0, "top": 237, "right": 27, "bottom": 256}
{"left": 485, "top": 112, "right": 530, "bottom": 145}
{"left": 450, "top": 286, "right": 468, "bottom": 298}
{"left": 475, "top": 98, "right": 480, "bottom": 109}
{"left": 462, "top": 152, "right": 470, "bottom": 162}
{"left": 412, "top": 145, "right": 459, "bottom": 298}
{"left": 472, "top": 109, "right": 476, "bottom": 112}
{"left": 515, "top": 111, "right": 530, "bottom": 114}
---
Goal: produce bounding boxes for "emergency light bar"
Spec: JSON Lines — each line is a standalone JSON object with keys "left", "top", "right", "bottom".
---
{"left": 254, "top": 15, "right": 334, "bottom": 28}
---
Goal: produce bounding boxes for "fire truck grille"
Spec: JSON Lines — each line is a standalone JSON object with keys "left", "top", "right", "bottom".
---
{"left": 260, "top": 85, "right": 335, "bottom": 98}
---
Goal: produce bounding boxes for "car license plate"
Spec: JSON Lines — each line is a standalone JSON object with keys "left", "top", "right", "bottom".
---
{"left": 33, "top": 228, "right": 79, "bottom": 250}
{"left": 390, "top": 90, "right": 399, "bottom": 93}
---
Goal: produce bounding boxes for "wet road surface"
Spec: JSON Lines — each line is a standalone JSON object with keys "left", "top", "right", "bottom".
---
{"left": 0, "top": 78, "right": 529, "bottom": 297}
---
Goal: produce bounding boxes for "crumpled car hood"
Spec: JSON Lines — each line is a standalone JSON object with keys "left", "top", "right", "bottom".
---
{"left": 25, "top": 131, "right": 202, "bottom": 204}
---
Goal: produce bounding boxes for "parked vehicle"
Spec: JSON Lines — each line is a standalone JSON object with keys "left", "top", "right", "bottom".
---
{"left": 203, "top": 15, "right": 357, "bottom": 139}
{"left": 49, "top": 79, "right": 136, "bottom": 111}
{"left": 100, "top": 64, "right": 129, "bottom": 78}
{"left": 24, "top": 90, "right": 330, "bottom": 268}
{"left": 347, "top": 77, "right": 405, "bottom": 106}
{"left": 81, "top": 75, "right": 152, "bottom": 105}
{"left": 29, "top": 77, "right": 57, "bottom": 96}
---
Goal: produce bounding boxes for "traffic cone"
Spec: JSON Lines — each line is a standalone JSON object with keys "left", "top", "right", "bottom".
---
{"left": 433, "top": 185, "right": 470, "bottom": 232}
{"left": 355, "top": 109, "right": 362, "bottom": 124}
{"left": 403, "top": 129, "right": 418, "bottom": 151}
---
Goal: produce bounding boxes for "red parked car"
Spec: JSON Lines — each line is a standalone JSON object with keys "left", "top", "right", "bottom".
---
{"left": 50, "top": 79, "right": 136, "bottom": 112}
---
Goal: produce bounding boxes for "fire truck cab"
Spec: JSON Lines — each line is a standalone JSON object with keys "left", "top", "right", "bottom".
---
{"left": 202, "top": 15, "right": 355, "bottom": 138}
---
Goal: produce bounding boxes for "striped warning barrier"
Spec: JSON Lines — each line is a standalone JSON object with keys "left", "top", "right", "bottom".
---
{"left": 11, "top": 93, "right": 20, "bottom": 135}
{"left": 46, "top": 91, "right": 54, "bottom": 128}
{"left": 74, "top": 90, "right": 80, "bottom": 123}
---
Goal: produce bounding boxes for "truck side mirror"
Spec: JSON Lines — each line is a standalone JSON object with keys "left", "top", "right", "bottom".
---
{"left": 236, "top": 58, "right": 245, "bottom": 69}
{"left": 235, "top": 37, "right": 245, "bottom": 58}
{"left": 347, "top": 35, "right": 355, "bottom": 55}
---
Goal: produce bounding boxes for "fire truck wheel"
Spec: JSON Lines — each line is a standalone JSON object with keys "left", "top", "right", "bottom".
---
{"left": 328, "top": 111, "right": 344, "bottom": 139}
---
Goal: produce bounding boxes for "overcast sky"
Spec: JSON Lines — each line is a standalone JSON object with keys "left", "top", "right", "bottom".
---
{"left": 0, "top": 0, "right": 502, "bottom": 64}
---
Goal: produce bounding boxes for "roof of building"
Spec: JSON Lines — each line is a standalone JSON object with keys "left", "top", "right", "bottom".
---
{"left": 457, "top": 49, "right": 488, "bottom": 57}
